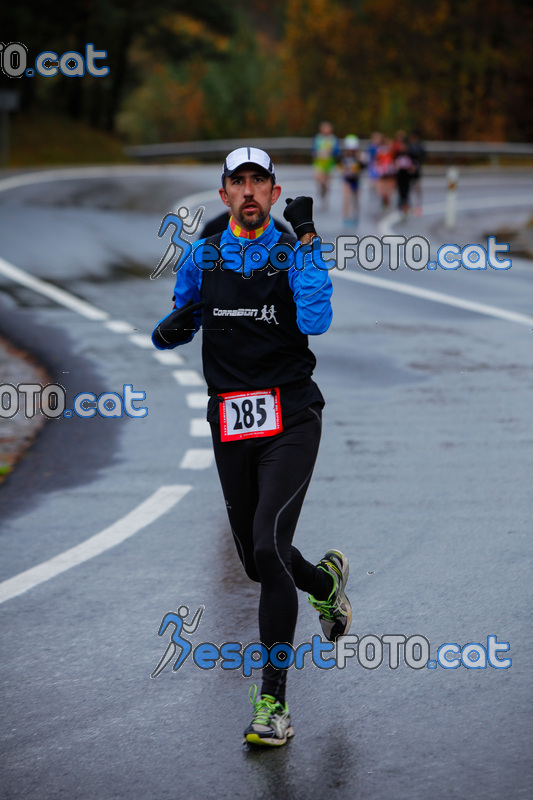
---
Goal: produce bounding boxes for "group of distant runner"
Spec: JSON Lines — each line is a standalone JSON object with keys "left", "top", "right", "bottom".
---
{"left": 312, "top": 122, "right": 426, "bottom": 223}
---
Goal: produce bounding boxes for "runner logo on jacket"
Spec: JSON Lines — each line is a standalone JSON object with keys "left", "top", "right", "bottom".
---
{"left": 256, "top": 304, "right": 279, "bottom": 324}
{"left": 212, "top": 305, "right": 279, "bottom": 323}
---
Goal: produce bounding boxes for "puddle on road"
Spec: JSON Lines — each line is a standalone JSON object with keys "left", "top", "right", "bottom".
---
{"left": 83, "top": 257, "right": 153, "bottom": 282}
{"left": 0, "top": 285, "right": 56, "bottom": 308}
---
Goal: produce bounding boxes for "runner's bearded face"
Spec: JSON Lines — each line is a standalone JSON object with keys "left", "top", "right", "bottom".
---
{"left": 219, "top": 167, "right": 281, "bottom": 230}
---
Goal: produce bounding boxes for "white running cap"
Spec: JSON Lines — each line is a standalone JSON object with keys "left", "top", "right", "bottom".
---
{"left": 221, "top": 147, "right": 276, "bottom": 185}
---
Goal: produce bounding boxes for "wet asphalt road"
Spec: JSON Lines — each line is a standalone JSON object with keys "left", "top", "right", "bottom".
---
{"left": 0, "top": 165, "right": 532, "bottom": 799}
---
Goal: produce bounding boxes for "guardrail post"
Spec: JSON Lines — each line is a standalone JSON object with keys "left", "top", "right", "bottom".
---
{"left": 445, "top": 166, "right": 459, "bottom": 229}
{"left": 0, "top": 90, "right": 20, "bottom": 168}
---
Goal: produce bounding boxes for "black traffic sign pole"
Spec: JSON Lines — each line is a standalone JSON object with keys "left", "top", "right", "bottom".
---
{"left": 0, "top": 90, "right": 20, "bottom": 168}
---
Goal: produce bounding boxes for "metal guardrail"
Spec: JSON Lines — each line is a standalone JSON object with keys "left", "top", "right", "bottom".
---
{"left": 428, "top": 141, "right": 533, "bottom": 157}
{"left": 126, "top": 138, "right": 315, "bottom": 159}
{"left": 125, "top": 137, "right": 533, "bottom": 161}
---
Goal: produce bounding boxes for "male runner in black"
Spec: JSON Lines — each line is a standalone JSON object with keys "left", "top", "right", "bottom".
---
{"left": 152, "top": 147, "right": 351, "bottom": 747}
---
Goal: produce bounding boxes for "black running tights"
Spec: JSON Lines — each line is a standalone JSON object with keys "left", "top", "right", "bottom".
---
{"left": 210, "top": 404, "right": 332, "bottom": 703}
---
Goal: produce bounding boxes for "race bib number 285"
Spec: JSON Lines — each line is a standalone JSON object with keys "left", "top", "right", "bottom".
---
{"left": 219, "top": 388, "right": 282, "bottom": 442}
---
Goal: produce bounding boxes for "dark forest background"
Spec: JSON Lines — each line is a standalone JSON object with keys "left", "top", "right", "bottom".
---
{"left": 2, "top": 0, "right": 532, "bottom": 160}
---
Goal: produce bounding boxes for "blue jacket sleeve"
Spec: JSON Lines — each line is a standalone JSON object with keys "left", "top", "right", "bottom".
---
{"left": 151, "top": 241, "right": 203, "bottom": 350}
{"left": 288, "top": 244, "right": 333, "bottom": 335}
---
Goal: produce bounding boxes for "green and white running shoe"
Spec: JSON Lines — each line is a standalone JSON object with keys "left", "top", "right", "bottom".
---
{"left": 243, "top": 685, "right": 294, "bottom": 747}
{"left": 308, "top": 549, "right": 352, "bottom": 641}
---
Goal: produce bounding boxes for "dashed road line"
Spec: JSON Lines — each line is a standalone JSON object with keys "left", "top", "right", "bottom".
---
{"left": 153, "top": 350, "right": 185, "bottom": 366}
{"left": 186, "top": 392, "right": 208, "bottom": 408}
{"left": 173, "top": 369, "right": 204, "bottom": 386}
{"left": 190, "top": 418, "right": 211, "bottom": 437}
{"left": 180, "top": 449, "right": 214, "bottom": 470}
{"left": 128, "top": 333, "right": 155, "bottom": 349}
{"left": 104, "top": 320, "right": 135, "bottom": 333}
{"left": 0, "top": 169, "right": 213, "bottom": 598}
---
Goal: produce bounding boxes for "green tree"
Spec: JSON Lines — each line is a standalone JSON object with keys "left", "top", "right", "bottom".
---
{"left": 279, "top": 0, "right": 533, "bottom": 140}
{"left": 1, "top": 0, "right": 236, "bottom": 131}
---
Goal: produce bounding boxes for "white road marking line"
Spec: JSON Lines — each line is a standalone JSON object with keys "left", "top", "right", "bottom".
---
{"left": 180, "top": 449, "right": 214, "bottom": 469}
{"left": 0, "top": 485, "right": 192, "bottom": 605}
{"left": 0, "top": 168, "right": 194, "bottom": 328}
{"left": 0, "top": 166, "right": 200, "bottom": 195}
{"left": 0, "top": 167, "right": 510, "bottom": 204}
{"left": 186, "top": 392, "right": 208, "bottom": 408}
{"left": 379, "top": 194, "right": 533, "bottom": 235}
{"left": 128, "top": 333, "right": 154, "bottom": 349}
{"left": 0, "top": 256, "right": 109, "bottom": 321}
{"left": 333, "top": 270, "right": 533, "bottom": 327}
{"left": 190, "top": 418, "right": 211, "bottom": 437}
{"left": 173, "top": 369, "right": 204, "bottom": 386}
{"left": 153, "top": 350, "right": 185, "bottom": 366}
{"left": 0, "top": 253, "right": 172, "bottom": 348}
{"left": 105, "top": 320, "right": 135, "bottom": 333}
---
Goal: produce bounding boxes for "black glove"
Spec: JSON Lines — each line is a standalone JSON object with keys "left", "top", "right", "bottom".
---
{"left": 283, "top": 196, "right": 316, "bottom": 236}
{"left": 153, "top": 299, "right": 204, "bottom": 346}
